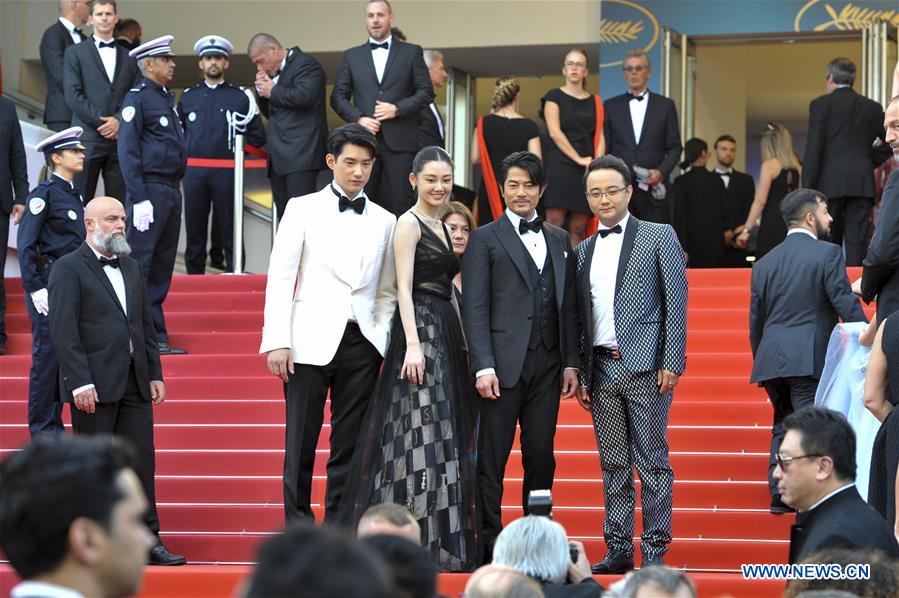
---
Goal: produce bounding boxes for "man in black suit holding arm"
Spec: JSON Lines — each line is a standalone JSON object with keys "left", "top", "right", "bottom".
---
{"left": 41, "top": 0, "right": 89, "bottom": 132}
{"left": 750, "top": 189, "right": 866, "bottom": 515}
{"left": 602, "top": 49, "right": 681, "bottom": 224}
{"left": 713, "top": 135, "right": 755, "bottom": 267}
{"left": 48, "top": 196, "right": 185, "bottom": 566}
{"left": 64, "top": 0, "right": 140, "bottom": 203}
{"left": 462, "top": 151, "right": 580, "bottom": 562}
{"left": 331, "top": 0, "right": 433, "bottom": 215}
{"left": 248, "top": 33, "right": 327, "bottom": 220}
{"left": 803, "top": 58, "right": 888, "bottom": 266}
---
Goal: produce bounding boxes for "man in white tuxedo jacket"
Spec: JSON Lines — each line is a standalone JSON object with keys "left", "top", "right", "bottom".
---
{"left": 260, "top": 124, "right": 397, "bottom": 524}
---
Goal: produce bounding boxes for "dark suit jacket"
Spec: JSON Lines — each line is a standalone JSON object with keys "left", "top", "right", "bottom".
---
{"left": 803, "top": 87, "right": 887, "bottom": 198}
{"left": 574, "top": 217, "right": 688, "bottom": 392}
{"left": 0, "top": 98, "right": 29, "bottom": 214}
{"left": 48, "top": 243, "right": 162, "bottom": 403}
{"left": 257, "top": 47, "right": 327, "bottom": 176}
{"left": 750, "top": 232, "right": 866, "bottom": 383}
{"left": 603, "top": 92, "right": 681, "bottom": 178}
{"left": 40, "top": 20, "right": 85, "bottom": 125}
{"left": 721, "top": 170, "right": 755, "bottom": 229}
{"left": 63, "top": 39, "right": 140, "bottom": 146}
{"left": 331, "top": 40, "right": 434, "bottom": 153}
{"left": 862, "top": 169, "right": 899, "bottom": 322}
{"left": 789, "top": 486, "right": 899, "bottom": 564}
{"left": 417, "top": 102, "right": 444, "bottom": 149}
{"left": 462, "top": 214, "right": 579, "bottom": 385}
{"left": 540, "top": 578, "right": 604, "bottom": 597}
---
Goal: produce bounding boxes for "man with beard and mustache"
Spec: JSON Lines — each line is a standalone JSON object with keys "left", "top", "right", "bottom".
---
{"left": 713, "top": 135, "right": 755, "bottom": 267}
{"left": 749, "top": 188, "right": 866, "bottom": 515}
{"left": 178, "top": 35, "right": 266, "bottom": 274}
{"left": 48, "top": 196, "right": 186, "bottom": 566}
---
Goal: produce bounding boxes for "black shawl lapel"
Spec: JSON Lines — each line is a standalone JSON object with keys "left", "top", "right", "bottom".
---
{"left": 615, "top": 216, "right": 639, "bottom": 296}
{"left": 81, "top": 243, "right": 125, "bottom": 316}
{"left": 496, "top": 214, "right": 534, "bottom": 290}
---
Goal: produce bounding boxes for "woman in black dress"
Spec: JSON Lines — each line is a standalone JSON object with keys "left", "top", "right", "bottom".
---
{"left": 347, "top": 147, "right": 479, "bottom": 572}
{"left": 541, "top": 48, "right": 605, "bottom": 246}
{"left": 472, "top": 77, "right": 541, "bottom": 225}
{"left": 735, "top": 123, "right": 801, "bottom": 259}
{"left": 864, "top": 315, "right": 899, "bottom": 531}
{"left": 673, "top": 138, "right": 726, "bottom": 268}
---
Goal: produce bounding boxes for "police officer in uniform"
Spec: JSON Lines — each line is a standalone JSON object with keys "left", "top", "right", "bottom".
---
{"left": 178, "top": 35, "right": 266, "bottom": 274}
{"left": 16, "top": 127, "right": 87, "bottom": 436}
{"left": 117, "top": 35, "right": 187, "bottom": 355}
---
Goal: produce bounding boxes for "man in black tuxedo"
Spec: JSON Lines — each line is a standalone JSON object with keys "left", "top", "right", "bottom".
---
{"left": 603, "top": 49, "right": 681, "bottom": 225}
{"left": 114, "top": 17, "right": 141, "bottom": 51}
{"left": 41, "top": 0, "right": 89, "bottom": 132}
{"left": 750, "top": 189, "right": 865, "bottom": 515}
{"left": 330, "top": 0, "right": 434, "bottom": 215}
{"left": 417, "top": 49, "right": 448, "bottom": 149}
{"left": 63, "top": 0, "right": 140, "bottom": 203}
{"left": 859, "top": 97, "right": 899, "bottom": 322}
{"left": 248, "top": 33, "right": 327, "bottom": 220}
{"left": 462, "top": 151, "right": 580, "bottom": 561}
{"left": 775, "top": 407, "right": 899, "bottom": 563}
{"left": 0, "top": 97, "right": 29, "bottom": 355}
{"left": 713, "top": 135, "right": 755, "bottom": 267}
{"left": 48, "top": 196, "right": 185, "bottom": 566}
{"left": 804, "top": 58, "right": 889, "bottom": 266}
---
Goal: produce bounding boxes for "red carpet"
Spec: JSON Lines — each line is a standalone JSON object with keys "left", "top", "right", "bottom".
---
{"left": 0, "top": 268, "right": 870, "bottom": 596}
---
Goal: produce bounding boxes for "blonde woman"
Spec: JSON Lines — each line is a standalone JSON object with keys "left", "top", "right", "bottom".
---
{"left": 471, "top": 77, "right": 541, "bottom": 224}
{"left": 735, "top": 122, "right": 802, "bottom": 259}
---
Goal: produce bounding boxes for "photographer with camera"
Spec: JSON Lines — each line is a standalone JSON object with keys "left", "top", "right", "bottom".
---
{"left": 492, "top": 495, "right": 604, "bottom": 597}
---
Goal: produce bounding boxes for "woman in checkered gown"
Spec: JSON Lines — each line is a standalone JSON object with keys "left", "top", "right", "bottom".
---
{"left": 344, "top": 146, "right": 479, "bottom": 572}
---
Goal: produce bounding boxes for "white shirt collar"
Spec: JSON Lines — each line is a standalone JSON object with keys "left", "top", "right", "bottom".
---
{"left": 715, "top": 167, "right": 733, "bottom": 175}
{"left": 504, "top": 207, "right": 539, "bottom": 231}
{"left": 629, "top": 88, "right": 648, "bottom": 98}
{"left": 368, "top": 35, "right": 392, "bottom": 48}
{"left": 11, "top": 581, "right": 85, "bottom": 598}
{"left": 58, "top": 16, "right": 78, "bottom": 33}
{"left": 787, "top": 227, "right": 817, "bottom": 240}
{"left": 807, "top": 483, "right": 855, "bottom": 512}
{"left": 835, "top": 84, "right": 851, "bottom": 89}
{"left": 598, "top": 212, "right": 629, "bottom": 232}
{"left": 332, "top": 182, "right": 366, "bottom": 202}
{"left": 52, "top": 172, "right": 74, "bottom": 189}
{"left": 93, "top": 34, "right": 114, "bottom": 44}
{"left": 204, "top": 79, "right": 225, "bottom": 89}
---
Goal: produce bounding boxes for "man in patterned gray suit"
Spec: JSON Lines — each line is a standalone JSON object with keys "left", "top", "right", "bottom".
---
{"left": 573, "top": 154, "right": 688, "bottom": 573}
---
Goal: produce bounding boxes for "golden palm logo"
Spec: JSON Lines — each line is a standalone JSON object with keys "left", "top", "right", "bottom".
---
{"left": 600, "top": 19, "right": 645, "bottom": 44}
{"left": 599, "top": 0, "right": 660, "bottom": 68}
{"left": 794, "top": 0, "right": 899, "bottom": 31}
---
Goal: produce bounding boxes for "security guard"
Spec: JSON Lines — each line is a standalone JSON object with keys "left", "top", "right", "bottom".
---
{"left": 118, "top": 35, "right": 187, "bottom": 355}
{"left": 16, "top": 127, "right": 87, "bottom": 436}
{"left": 178, "top": 34, "right": 266, "bottom": 274}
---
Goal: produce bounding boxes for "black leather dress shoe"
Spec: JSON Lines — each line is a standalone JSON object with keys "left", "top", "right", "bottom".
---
{"left": 148, "top": 544, "right": 186, "bottom": 566}
{"left": 591, "top": 552, "right": 635, "bottom": 574}
{"left": 642, "top": 555, "right": 665, "bottom": 568}
{"left": 158, "top": 342, "right": 187, "bottom": 355}
{"left": 771, "top": 495, "right": 796, "bottom": 515}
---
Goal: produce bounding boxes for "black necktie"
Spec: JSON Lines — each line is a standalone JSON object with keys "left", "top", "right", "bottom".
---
{"left": 99, "top": 256, "right": 120, "bottom": 268}
{"left": 332, "top": 186, "right": 365, "bottom": 214}
{"left": 598, "top": 224, "right": 622, "bottom": 238}
{"left": 628, "top": 93, "right": 645, "bottom": 102}
{"left": 519, "top": 217, "right": 543, "bottom": 235}
{"left": 369, "top": 41, "right": 389, "bottom": 50}
{"left": 98, "top": 40, "right": 115, "bottom": 48}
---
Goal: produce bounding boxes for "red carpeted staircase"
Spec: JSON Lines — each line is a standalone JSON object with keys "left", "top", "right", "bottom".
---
{"left": 0, "top": 268, "right": 871, "bottom": 596}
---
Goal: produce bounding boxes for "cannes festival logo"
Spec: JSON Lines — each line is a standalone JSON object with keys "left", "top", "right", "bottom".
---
{"left": 600, "top": 0, "right": 660, "bottom": 69}
{"left": 794, "top": 0, "right": 899, "bottom": 31}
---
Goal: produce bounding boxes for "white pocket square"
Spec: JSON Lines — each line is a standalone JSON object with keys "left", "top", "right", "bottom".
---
{"left": 563, "top": 251, "right": 568, "bottom": 258}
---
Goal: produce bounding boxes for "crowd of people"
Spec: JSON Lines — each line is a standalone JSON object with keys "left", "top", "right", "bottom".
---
{"left": 3, "top": 0, "right": 899, "bottom": 595}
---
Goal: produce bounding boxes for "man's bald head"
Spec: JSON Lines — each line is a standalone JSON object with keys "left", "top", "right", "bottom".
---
{"left": 85, "top": 196, "right": 125, "bottom": 219}
{"left": 464, "top": 564, "right": 543, "bottom": 598}
{"left": 85, "top": 197, "right": 129, "bottom": 256}
{"left": 357, "top": 503, "right": 421, "bottom": 545}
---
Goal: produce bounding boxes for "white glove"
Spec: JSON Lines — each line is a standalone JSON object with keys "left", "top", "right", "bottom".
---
{"left": 30, "top": 288, "right": 49, "bottom": 316}
{"left": 132, "top": 200, "right": 154, "bottom": 232}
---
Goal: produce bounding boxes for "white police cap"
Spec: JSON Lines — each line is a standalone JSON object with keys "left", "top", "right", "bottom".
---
{"left": 36, "top": 127, "right": 85, "bottom": 156}
{"left": 194, "top": 35, "right": 233, "bottom": 57}
{"left": 129, "top": 35, "right": 175, "bottom": 60}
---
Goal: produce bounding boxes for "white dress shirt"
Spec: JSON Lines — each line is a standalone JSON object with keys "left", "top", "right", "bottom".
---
{"left": 272, "top": 50, "right": 291, "bottom": 85}
{"left": 591, "top": 213, "right": 630, "bottom": 348}
{"left": 333, "top": 182, "right": 369, "bottom": 323}
{"left": 628, "top": 89, "right": 649, "bottom": 145}
{"left": 12, "top": 581, "right": 84, "bottom": 598}
{"left": 369, "top": 35, "right": 392, "bottom": 84}
{"left": 59, "top": 16, "right": 83, "bottom": 45}
{"left": 787, "top": 227, "right": 817, "bottom": 240}
{"left": 715, "top": 167, "right": 733, "bottom": 189}
{"left": 94, "top": 35, "right": 117, "bottom": 82}
{"left": 71, "top": 246, "right": 129, "bottom": 397}
{"left": 430, "top": 102, "right": 445, "bottom": 139}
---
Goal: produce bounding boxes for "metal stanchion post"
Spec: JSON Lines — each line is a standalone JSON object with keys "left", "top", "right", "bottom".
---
{"left": 232, "top": 134, "right": 245, "bottom": 274}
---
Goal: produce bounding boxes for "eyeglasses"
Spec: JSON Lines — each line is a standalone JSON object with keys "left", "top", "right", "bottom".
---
{"left": 565, "top": 61, "right": 587, "bottom": 69}
{"left": 623, "top": 65, "right": 646, "bottom": 73}
{"left": 587, "top": 187, "right": 628, "bottom": 200}
{"left": 775, "top": 453, "right": 823, "bottom": 469}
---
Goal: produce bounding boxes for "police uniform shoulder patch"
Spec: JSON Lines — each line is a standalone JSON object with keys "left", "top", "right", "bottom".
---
{"left": 122, "top": 106, "right": 136, "bottom": 123}
{"left": 29, "top": 197, "right": 46, "bottom": 215}
{"left": 67, "top": 210, "right": 77, "bottom": 220}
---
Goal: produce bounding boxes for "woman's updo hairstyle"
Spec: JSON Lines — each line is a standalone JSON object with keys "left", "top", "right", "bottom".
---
{"left": 491, "top": 77, "right": 520, "bottom": 112}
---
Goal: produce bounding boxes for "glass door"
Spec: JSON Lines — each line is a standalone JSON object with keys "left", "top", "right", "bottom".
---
{"left": 660, "top": 27, "right": 696, "bottom": 144}
{"left": 861, "top": 20, "right": 897, "bottom": 106}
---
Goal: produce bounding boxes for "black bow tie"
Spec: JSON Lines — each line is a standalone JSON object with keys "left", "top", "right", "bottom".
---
{"left": 598, "top": 224, "right": 623, "bottom": 238}
{"left": 98, "top": 40, "right": 115, "bottom": 48}
{"left": 369, "top": 41, "right": 389, "bottom": 50}
{"left": 332, "top": 186, "right": 365, "bottom": 214}
{"left": 518, "top": 217, "right": 543, "bottom": 235}
{"left": 716, "top": 170, "right": 732, "bottom": 177}
{"left": 628, "top": 93, "right": 646, "bottom": 102}
{"left": 99, "top": 256, "right": 120, "bottom": 268}
{"left": 74, "top": 27, "right": 84, "bottom": 37}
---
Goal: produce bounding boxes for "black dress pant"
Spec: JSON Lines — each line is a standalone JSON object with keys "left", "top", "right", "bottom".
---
{"left": 183, "top": 167, "right": 238, "bottom": 274}
{"left": 763, "top": 376, "right": 818, "bottom": 498}
{"left": 70, "top": 364, "right": 160, "bottom": 536}
{"left": 628, "top": 185, "right": 671, "bottom": 225}
{"left": 478, "top": 342, "right": 562, "bottom": 555}
{"left": 283, "top": 323, "right": 383, "bottom": 525}
{"left": 73, "top": 141, "right": 126, "bottom": 204}
{"left": 365, "top": 144, "right": 415, "bottom": 217}
{"left": 270, "top": 169, "right": 319, "bottom": 222}
{"left": 827, "top": 196, "right": 872, "bottom": 267}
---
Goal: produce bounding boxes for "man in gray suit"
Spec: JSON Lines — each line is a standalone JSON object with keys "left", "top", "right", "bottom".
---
{"left": 749, "top": 188, "right": 866, "bottom": 515}
{"left": 574, "top": 155, "right": 687, "bottom": 573}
